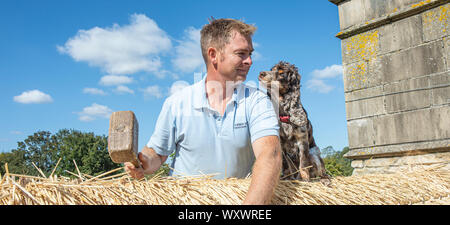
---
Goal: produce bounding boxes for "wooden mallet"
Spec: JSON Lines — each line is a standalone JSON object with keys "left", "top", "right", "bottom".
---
{"left": 108, "top": 111, "right": 141, "bottom": 168}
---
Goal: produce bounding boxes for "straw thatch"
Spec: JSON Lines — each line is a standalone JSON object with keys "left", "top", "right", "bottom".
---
{"left": 1, "top": 164, "right": 449, "bottom": 205}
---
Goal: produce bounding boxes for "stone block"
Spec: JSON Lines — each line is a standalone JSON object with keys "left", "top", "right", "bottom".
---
{"left": 352, "top": 162, "right": 450, "bottom": 175}
{"left": 430, "top": 106, "right": 450, "bottom": 139}
{"left": 372, "top": 109, "right": 435, "bottom": 145}
{"left": 384, "top": 76, "right": 430, "bottom": 93}
{"left": 351, "top": 160, "right": 365, "bottom": 168}
{"left": 396, "top": 151, "right": 450, "bottom": 166}
{"left": 338, "top": 0, "right": 367, "bottom": 30}
{"left": 445, "top": 37, "right": 450, "bottom": 70}
{"left": 343, "top": 58, "right": 383, "bottom": 92}
{"left": 430, "top": 72, "right": 450, "bottom": 106}
{"left": 344, "top": 139, "right": 450, "bottom": 159}
{"left": 351, "top": 168, "right": 368, "bottom": 176}
{"left": 345, "top": 86, "right": 384, "bottom": 102}
{"left": 385, "top": 89, "right": 431, "bottom": 113}
{"left": 380, "top": 14, "right": 424, "bottom": 54}
{"left": 339, "top": 0, "right": 426, "bottom": 30}
{"left": 347, "top": 118, "right": 376, "bottom": 148}
{"left": 342, "top": 29, "right": 380, "bottom": 65}
{"left": 346, "top": 96, "right": 385, "bottom": 119}
{"left": 362, "top": 0, "right": 390, "bottom": 21}
{"left": 389, "top": 0, "right": 425, "bottom": 11}
{"left": 363, "top": 157, "right": 397, "bottom": 168}
{"left": 422, "top": 4, "right": 450, "bottom": 42}
{"left": 432, "top": 86, "right": 450, "bottom": 105}
{"left": 381, "top": 41, "right": 446, "bottom": 83}
{"left": 370, "top": 107, "right": 450, "bottom": 146}
{"left": 343, "top": 61, "right": 368, "bottom": 91}
{"left": 430, "top": 72, "right": 450, "bottom": 86}
{"left": 364, "top": 152, "right": 450, "bottom": 167}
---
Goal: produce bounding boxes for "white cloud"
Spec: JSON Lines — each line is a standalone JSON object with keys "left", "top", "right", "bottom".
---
{"left": 169, "top": 81, "right": 190, "bottom": 96}
{"left": 172, "top": 27, "right": 205, "bottom": 73}
{"left": 306, "top": 79, "right": 335, "bottom": 94}
{"left": 306, "top": 64, "right": 343, "bottom": 94}
{"left": 57, "top": 14, "right": 172, "bottom": 75}
{"left": 13, "top": 90, "right": 53, "bottom": 104}
{"left": 115, "top": 85, "right": 135, "bottom": 94}
{"left": 251, "top": 51, "right": 263, "bottom": 61}
{"left": 77, "top": 103, "right": 113, "bottom": 122}
{"left": 83, "top": 87, "right": 107, "bottom": 95}
{"left": 10, "top": 131, "right": 22, "bottom": 135}
{"left": 251, "top": 41, "right": 263, "bottom": 62}
{"left": 311, "top": 64, "right": 343, "bottom": 79}
{"left": 141, "top": 85, "right": 163, "bottom": 99}
{"left": 99, "top": 75, "right": 133, "bottom": 86}
{"left": 153, "top": 69, "right": 180, "bottom": 79}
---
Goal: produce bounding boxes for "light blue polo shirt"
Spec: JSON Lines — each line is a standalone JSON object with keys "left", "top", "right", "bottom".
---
{"left": 146, "top": 76, "right": 279, "bottom": 179}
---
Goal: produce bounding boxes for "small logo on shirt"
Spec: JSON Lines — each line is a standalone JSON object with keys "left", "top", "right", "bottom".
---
{"left": 234, "top": 122, "right": 248, "bottom": 129}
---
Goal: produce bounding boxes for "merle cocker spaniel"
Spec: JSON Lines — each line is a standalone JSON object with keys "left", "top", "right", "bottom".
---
{"left": 258, "top": 61, "right": 328, "bottom": 181}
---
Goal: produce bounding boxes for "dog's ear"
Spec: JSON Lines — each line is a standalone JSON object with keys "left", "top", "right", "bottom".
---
{"left": 288, "top": 72, "right": 297, "bottom": 84}
{"left": 287, "top": 66, "right": 295, "bottom": 80}
{"left": 271, "top": 64, "right": 278, "bottom": 71}
{"left": 296, "top": 68, "right": 302, "bottom": 83}
{"left": 291, "top": 65, "right": 301, "bottom": 82}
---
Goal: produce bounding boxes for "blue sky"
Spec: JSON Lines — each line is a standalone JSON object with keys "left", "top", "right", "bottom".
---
{"left": 0, "top": 0, "right": 347, "bottom": 153}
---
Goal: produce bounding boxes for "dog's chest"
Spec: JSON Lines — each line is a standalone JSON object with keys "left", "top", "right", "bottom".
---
{"left": 280, "top": 125, "right": 297, "bottom": 155}
{"left": 280, "top": 123, "right": 296, "bottom": 146}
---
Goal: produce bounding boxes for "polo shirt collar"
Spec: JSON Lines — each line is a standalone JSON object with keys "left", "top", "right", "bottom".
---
{"left": 192, "top": 76, "right": 209, "bottom": 109}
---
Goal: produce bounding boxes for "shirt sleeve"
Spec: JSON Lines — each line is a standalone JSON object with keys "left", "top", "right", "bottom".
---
{"left": 248, "top": 89, "right": 280, "bottom": 143}
{"left": 146, "top": 98, "right": 177, "bottom": 156}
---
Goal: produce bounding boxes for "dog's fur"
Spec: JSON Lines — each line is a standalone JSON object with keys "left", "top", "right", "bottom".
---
{"left": 258, "top": 61, "right": 327, "bottom": 180}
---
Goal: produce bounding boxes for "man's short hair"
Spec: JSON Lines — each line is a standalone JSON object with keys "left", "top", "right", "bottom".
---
{"left": 200, "top": 18, "right": 257, "bottom": 65}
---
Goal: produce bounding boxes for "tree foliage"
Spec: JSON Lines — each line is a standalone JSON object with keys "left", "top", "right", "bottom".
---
{"left": 322, "top": 146, "right": 353, "bottom": 177}
{"left": 0, "top": 129, "right": 122, "bottom": 177}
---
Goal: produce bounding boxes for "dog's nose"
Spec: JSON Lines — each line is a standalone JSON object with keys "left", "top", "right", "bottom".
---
{"left": 259, "top": 72, "right": 266, "bottom": 77}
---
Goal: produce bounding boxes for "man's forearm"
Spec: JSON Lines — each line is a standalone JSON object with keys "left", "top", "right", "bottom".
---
{"left": 243, "top": 141, "right": 282, "bottom": 205}
{"left": 142, "top": 146, "right": 167, "bottom": 174}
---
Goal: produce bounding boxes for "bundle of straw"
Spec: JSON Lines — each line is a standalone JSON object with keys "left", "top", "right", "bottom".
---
{"left": 1, "top": 164, "right": 449, "bottom": 205}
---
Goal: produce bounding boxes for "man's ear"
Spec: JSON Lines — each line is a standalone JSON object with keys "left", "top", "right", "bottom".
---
{"left": 208, "top": 47, "right": 218, "bottom": 65}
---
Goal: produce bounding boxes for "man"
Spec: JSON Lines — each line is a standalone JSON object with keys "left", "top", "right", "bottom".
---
{"left": 125, "top": 18, "right": 282, "bottom": 205}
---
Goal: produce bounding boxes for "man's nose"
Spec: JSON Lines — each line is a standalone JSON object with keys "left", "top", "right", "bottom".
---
{"left": 243, "top": 55, "right": 252, "bottom": 66}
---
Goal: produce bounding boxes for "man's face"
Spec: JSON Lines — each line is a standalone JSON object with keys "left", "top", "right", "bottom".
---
{"left": 216, "top": 31, "right": 254, "bottom": 83}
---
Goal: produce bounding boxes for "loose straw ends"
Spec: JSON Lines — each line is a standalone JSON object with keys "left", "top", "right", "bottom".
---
{"left": 0, "top": 167, "right": 449, "bottom": 205}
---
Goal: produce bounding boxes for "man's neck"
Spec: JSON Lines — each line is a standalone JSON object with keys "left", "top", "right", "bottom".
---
{"left": 205, "top": 72, "right": 239, "bottom": 115}
{"left": 205, "top": 72, "right": 238, "bottom": 101}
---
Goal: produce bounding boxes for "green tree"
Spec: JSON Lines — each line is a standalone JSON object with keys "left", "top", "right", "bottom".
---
{"left": 0, "top": 148, "right": 32, "bottom": 175}
{"left": 52, "top": 129, "right": 121, "bottom": 176}
{"left": 0, "top": 131, "right": 58, "bottom": 176}
{"left": 322, "top": 146, "right": 353, "bottom": 177}
{"left": 0, "top": 129, "right": 122, "bottom": 177}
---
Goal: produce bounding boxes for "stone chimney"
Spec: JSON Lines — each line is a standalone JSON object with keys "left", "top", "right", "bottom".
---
{"left": 330, "top": 0, "right": 449, "bottom": 175}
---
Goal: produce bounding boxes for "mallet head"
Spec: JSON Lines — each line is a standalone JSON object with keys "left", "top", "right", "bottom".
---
{"left": 108, "top": 111, "right": 140, "bottom": 168}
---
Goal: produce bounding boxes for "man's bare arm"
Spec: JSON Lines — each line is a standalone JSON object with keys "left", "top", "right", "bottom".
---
{"left": 243, "top": 135, "right": 282, "bottom": 205}
{"left": 124, "top": 145, "right": 168, "bottom": 179}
